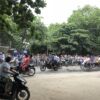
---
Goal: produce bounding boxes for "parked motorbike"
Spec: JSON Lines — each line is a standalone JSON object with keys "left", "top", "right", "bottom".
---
{"left": 0, "top": 72, "right": 30, "bottom": 100}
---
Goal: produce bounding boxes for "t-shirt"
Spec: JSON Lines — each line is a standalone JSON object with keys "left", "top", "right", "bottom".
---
{"left": 21, "top": 56, "right": 30, "bottom": 68}
{"left": 54, "top": 56, "right": 60, "bottom": 62}
{"left": 0, "top": 62, "right": 11, "bottom": 78}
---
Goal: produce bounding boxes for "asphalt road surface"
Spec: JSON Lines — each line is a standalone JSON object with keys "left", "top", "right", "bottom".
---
{"left": 25, "top": 66, "right": 100, "bottom": 100}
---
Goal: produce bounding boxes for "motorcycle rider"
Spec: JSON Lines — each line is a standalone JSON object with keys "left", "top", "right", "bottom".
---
{"left": 21, "top": 54, "right": 30, "bottom": 71}
{"left": 0, "top": 56, "right": 16, "bottom": 95}
{"left": 53, "top": 54, "right": 60, "bottom": 65}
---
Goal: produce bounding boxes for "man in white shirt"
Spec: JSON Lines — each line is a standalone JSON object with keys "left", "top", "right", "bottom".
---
{"left": 54, "top": 55, "right": 60, "bottom": 63}
{"left": 0, "top": 56, "right": 14, "bottom": 95}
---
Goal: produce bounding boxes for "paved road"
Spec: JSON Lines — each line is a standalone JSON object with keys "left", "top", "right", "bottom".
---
{"left": 24, "top": 66, "right": 100, "bottom": 100}
{"left": 27, "top": 70, "right": 100, "bottom": 100}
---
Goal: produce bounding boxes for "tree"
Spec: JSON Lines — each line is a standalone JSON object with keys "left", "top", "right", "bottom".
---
{"left": 0, "top": 0, "right": 46, "bottom": 45}
{"left": 30, "top": 17, "right": 48, "bottom": 53}
{"left": 67, "top": 5, "right": 100, "bottom": 54}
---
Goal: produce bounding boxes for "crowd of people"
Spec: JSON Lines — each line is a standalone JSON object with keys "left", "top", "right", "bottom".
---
{"left": 0, "top": 49, "right": 100, "bottom": 68}
{"left": 1, "top": 49, "right": 100, "bottom": 68}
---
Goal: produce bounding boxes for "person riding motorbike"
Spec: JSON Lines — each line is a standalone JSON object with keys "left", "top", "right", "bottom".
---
{"left": 21, "top": 54, "right": 31, "bottom": 71}
{"left": 0, "top": 56, "right": 16, "bottom": 95}
{"left": 53, "top": 54, "right": 60, "bottom": 66}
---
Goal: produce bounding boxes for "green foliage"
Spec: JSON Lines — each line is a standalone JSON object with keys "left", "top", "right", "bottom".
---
{"left": 0, "top": 0, "right": 46, "bottom": 49}
{"left": 67, "top": 5, "right": 100, "bottom": 54}
{"left": 46, "top": 5, "right": 100, "bottom": 55}
{"left": 0, "top": 3, "right": 100, "bottom": 55}
{"left": 30, "top": 17, "right": 48, "bottom": 53}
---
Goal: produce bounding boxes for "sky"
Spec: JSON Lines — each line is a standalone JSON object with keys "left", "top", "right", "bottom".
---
{"left": 39, "top": 0, "right": 100, "bottom": 26}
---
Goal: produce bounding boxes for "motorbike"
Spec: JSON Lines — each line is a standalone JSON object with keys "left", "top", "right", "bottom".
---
{"left": 0, "top": 72, "right": 30, "bottom": 100}
{"left": 80, "top": 61, "right": 100, "bottom": 71}
{"left": 40, "top": 60, "right": 61, "bottom": 71}
{"left": 17, "top": 64, "right": 36, "bottom": 76}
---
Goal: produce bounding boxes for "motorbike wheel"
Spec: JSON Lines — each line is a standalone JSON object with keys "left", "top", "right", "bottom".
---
{"left": 40, "top": 65, "right": 46, "bottom": 71}
{"left": 28, "top": 68, "right": 35, "bottom": 76}
{"left": 53, "top": 66, "right": 58, "bottom": 71}
{"left": 16, "top": 88, "right": 30, "bottom": 100}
